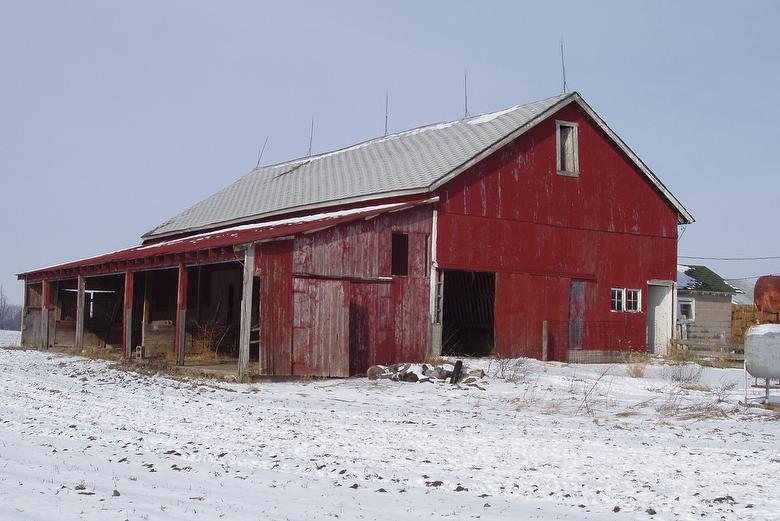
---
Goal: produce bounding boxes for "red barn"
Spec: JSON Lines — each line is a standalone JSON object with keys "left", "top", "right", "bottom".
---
{"left": 18, "top": 92, "right": 693, "bottom": 377}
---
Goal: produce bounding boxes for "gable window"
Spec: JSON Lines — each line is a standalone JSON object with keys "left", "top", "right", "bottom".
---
{"left": 626, "top": 289, "right": 641, "bottom": 312}
{"left": 678, "top": 297, "right": 695, "bottom": 322}
{"left": 556, "top": 121, "right": 579, "bottom": 176}
{"left": 391, "top": 233, "right": 409, "bottom": 276}
{"left": 610, "top": 288, "right": 624, "bottom": 312}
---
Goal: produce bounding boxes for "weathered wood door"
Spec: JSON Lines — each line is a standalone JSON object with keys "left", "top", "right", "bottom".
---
{"left": 292, "top": 278, "right": 349, "bottom": 377}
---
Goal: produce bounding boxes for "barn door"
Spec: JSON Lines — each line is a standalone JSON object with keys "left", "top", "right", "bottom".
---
{"left": 647, "top": 283, "right": 673, "bottom": 355}
{"left": 293, "top": 278, "right": 349, "bottom": 377}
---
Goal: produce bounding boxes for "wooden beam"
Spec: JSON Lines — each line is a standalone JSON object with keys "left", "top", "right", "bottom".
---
{"left": 238, "top": 245, "right": 255, "bottom": 381}
{"left": 75, "top": 275, "right": 85, "bottom": 349}
{"left": 141, "top": 272, "right": 149, "bottom": 350}
{"left": 40, "top": 280, "right": 51, "bottom": 349}
{"left": 122, "top": 270, "right": 134, "bottom": 357}
{"left": 174, "top": 263, "right": 187, "bottom": 366}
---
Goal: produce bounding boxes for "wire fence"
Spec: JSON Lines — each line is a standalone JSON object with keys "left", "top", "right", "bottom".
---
{"left": 546, "top": 320, "right": 646, "bottom": 362}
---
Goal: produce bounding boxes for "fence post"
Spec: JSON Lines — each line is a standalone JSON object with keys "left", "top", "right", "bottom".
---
{"left": 542, "top": 320, "right": 548, "bottom": 362}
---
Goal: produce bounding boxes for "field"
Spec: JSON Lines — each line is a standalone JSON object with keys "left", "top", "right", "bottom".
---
{"left": 0, "top": 348, "right": 778, "bottom": 520}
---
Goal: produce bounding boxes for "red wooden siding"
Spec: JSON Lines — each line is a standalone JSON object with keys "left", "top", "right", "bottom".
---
{"left": 292, "top": 207, "right": 432, "bottom": 372}
{"left": 256, "top": 241, "right": 294, "bottom": 376}
{"left": 348, "top": 281, "right": 394, "bottom": 374}
{"left": 436, "top": 102, "right": 679, "bottom": 356}
{"left": 292, "top": 278, "right": 349, "bottom": 377}
{"left": 494, "top": 273, "right": 570, "bottom": 359}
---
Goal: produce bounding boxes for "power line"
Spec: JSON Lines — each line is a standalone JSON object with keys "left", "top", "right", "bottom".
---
{"left": 679, "top": 254, "right": 780, "bottom": 261}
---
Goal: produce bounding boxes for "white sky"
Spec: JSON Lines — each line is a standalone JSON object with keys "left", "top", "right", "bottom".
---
{"left": 1, "top": 1, "right": 778, "bottom": 303}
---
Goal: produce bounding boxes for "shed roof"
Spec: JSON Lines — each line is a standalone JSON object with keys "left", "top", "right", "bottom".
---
{"left": 144, "top": 92, "right": 694, "bottom": 240}
{"left": 18, "top": 198, "right": 434, "bottom": 281}
{"left": 677, "top": 265, "right": 739, "bottom": 294}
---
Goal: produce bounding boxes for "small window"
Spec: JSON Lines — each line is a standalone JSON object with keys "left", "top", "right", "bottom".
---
{"left": 391, "top": 233, "right": 409, "bottom": 276}
{"left": 610, "top": 288, "right": 624, "bottom": 312}
{"left": 626, "top": 289, "right": 641, "bottom": 312}
{"left": 678, "top": 298, "right": 695, "bottom": 322}
{"left": 556, "top": 121, "right": 579, "bottom": 176}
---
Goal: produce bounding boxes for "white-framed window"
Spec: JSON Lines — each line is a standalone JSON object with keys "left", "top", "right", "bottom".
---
{"left": 678, "top": 297, "right": 695, "bottom": 322}
{"left": 610, "top": 288, "right": 624, "bottom": 312}
{"left": 556, "top": 120, "right": 579, "bottom": 176}
{"left": 626, "top": 289, "right": 641, "bottom": 312}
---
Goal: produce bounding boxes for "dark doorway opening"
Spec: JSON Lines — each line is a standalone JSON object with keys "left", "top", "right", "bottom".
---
{"left": 442, "top": 270, "right": 495, "bottom": 356}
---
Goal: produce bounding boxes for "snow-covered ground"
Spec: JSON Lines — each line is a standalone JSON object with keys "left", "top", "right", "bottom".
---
{"left": 0, "top": 329, "right": 21, "bottom": 347}
{"left": 0, "top": 349, "right": 778, "bottom": 521}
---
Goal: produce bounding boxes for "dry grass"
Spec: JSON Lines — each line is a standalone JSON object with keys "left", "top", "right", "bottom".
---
{"left": 665, "top": 346, "right": 698, "bottom": 363}
{"left": 656, "top": 388, "right": 684, "bottom": 417}
{"left": 487, "top": 355, "right": 529, "bottom": 383}
{"left": 699, "top": 357, "right": 741, "bottom": 369}
{"left": 541, "top": 400, "right": 563, "bottom": 415}
{"left": 620, "top": 351, "right": 651, "bottom": 364}
{"left": 626, "top": 364, "right": 646, "bottom": 378}
{"left": 676, "top": 402, "right": 729, "bottom": 421}
{"left": 667, "top": 363, "right": 704, "bottom": 384}
{"left": 424, "top": 354, "right": 448, "bottom": 366}
{"left": 615, "top": 409, "right": 640, "bottom": 417}
{"left": 683, "top": 383, "right": 711, "bottom": 392}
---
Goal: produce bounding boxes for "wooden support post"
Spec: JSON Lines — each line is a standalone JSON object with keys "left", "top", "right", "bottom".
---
{"left": 427, "top": 210, "right": 441, "bottom": 359}
{"left": 542, "top": 320, "right": 549, "bottom": 362}
{"left": 122, "top": 270, "right": 134, "bottom": 358}
{"left": 75, "top": 275, "right": 85, "bottom": 349}
{"left": 40, "top": 280, "right": 51, "bottom": 349}
{"left": 141, "top": 273, "right": 149, "bottom": 350}
{"left": 20, "top": 282, "right": 29, "bottom": 347}
{"left": 238, "top": 245, "right": 255, "bottom": 381}
{"left": 174, "top": 263, "right": 187, "bottom": 366}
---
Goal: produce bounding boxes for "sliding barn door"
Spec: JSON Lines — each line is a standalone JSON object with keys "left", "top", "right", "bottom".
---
{"left": 293, "top": 278, "right": 350, "bottom": 377}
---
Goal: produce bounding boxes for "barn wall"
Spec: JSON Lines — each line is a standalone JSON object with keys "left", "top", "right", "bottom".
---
{"left": 436, "top": 103, "right": 679, "bottom": 357}
{"left": 284, "top": 206, "right": 432, "bottom": 374}
{"left": 22, "top": 282, "right": 42, "bottom": 348}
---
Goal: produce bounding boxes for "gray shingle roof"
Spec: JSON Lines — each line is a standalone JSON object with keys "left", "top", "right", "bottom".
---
{"left": 144, "top": 92, "right": 693, "bottom": 239}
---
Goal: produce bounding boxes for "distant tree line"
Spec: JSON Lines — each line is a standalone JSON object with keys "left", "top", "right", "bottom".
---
{"left": 0, "top": 286, "right": 22, "bottom": 331}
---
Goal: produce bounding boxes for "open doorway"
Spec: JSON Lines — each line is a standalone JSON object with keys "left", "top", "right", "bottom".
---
{"left": 183, "top": 261, "right": 258, "bottom": 369}
{"left": 82, "top": 274, "right": 124, "bottom": 349}
{"left": 442, "top": 270, "right": 495, "bottom": 356}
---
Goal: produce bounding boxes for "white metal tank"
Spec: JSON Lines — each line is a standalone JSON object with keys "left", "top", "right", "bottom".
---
{"left": 745, "top": 324, "right": 780, "bottom": 380}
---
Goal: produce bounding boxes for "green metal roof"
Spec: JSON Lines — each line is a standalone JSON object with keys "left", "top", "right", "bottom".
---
{"left": 677, "top": 265, "right": 737, "bottom": 293}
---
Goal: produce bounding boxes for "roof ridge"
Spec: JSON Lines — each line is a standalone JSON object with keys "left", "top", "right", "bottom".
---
{"left": 250, "top": 92, "right": 573, "bottom": 172}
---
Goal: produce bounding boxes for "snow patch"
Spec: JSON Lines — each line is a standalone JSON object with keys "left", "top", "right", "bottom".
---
{"left": 747, "top": 323, "right": 780, "bottom": 336}
{"left": 677, "top": 265, "right": 696, "bottom": 289}
{"left": 466, "top": 106, "right": 519, "bottom": 125}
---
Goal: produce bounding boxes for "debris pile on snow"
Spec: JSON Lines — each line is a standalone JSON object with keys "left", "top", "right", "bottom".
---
{"left": 367, "top": 360, "right": 486, "bottom": 386}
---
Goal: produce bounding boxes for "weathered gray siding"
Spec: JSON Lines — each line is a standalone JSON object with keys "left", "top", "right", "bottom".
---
{"left": 682, "top": 291, "right": 732, "bottom": 346}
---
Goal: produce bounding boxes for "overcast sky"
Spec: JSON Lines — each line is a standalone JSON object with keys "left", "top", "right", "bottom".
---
{"left": 1, "top": 1, "right": 779, "bottom": 304}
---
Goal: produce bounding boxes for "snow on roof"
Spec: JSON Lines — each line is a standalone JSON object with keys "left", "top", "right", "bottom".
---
{"left": 18, "top": 198, "right": 435, "bottom": 279}
{"left": 677, "top": 265, "right": 739, "bottom": 294}
{"left": 144, "top": 92, "right": 694, "bottom": 240}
